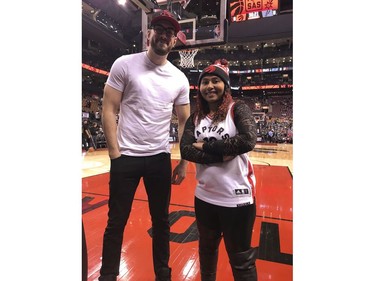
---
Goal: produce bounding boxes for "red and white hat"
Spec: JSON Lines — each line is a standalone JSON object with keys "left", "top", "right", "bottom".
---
{"left": 198, "top": 59, "right": 230, "bottom": 87}
{"left": 150, "top": 10, "right": 181, "bottom": 33}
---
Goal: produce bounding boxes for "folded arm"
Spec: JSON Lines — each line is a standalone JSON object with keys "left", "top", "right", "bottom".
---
{"left": 180, "top": 101, "right": 257, "bottom": 164}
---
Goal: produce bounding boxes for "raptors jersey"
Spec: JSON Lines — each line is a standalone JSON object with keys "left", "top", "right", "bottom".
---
{"left": 194, "top": 103, "right": 256, "bottom": 208}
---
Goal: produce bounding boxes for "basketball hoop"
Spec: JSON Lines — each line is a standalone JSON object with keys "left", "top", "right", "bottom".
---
{"left": 179, "top": 49, "right": 199, "bottom": 68}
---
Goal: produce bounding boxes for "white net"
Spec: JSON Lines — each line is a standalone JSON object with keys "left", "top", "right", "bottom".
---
{"left": 179, "top": 49, "right": 199, "bottom": 68}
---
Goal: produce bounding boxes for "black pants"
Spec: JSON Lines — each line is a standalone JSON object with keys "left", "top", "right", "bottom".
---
{"left": 195, "top": 197, "right": 256, "bottom": 254}
{"left": 99, "top": 153, "right": 172, "bottom": 277}
{"left": 82, "top": 221, "right": 88, "bottom": 281}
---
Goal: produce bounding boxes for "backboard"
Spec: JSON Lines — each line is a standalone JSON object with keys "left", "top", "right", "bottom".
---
{"left": 141, "top": 0, "right": 228, "bottom": 51}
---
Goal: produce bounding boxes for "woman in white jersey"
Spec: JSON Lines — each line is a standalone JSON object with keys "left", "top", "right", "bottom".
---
{"left": 180, "top": 59, "right": 258, "bottom": 281}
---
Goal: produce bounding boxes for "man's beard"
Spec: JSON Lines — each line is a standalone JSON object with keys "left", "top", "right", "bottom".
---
{"left": 150, "top": 37, "right": 173, "bottom": 56}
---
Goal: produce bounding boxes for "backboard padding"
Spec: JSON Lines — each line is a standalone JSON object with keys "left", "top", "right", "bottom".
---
{"left": 142, "top": 0, "right": 228, "bottom": 51}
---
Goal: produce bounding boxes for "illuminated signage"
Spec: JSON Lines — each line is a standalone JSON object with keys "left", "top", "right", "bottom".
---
{"left": 82, "top": 63, "right": 109, "bottom": 76}
{"left": 229, "top": 0, "right": 279, "bottom": 18}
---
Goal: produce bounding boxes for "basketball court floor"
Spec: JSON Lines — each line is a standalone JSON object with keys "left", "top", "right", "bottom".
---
{"left": 82, "top": 143, "right": 293, "bottom": 281}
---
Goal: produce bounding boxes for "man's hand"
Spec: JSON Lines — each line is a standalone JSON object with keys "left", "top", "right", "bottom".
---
{"left": 108, "top": 149, "right": 121, "bottom": 160}
{"left": 171, "top": 160, "right": 188, "bottom": 185}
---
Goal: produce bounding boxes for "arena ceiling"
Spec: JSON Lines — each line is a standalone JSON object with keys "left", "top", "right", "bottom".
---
{"left": 82, "top": 0, "right": 293, "bottom": 97}
{"left": 82, "top": 0, "right": 293, "bottom": 52}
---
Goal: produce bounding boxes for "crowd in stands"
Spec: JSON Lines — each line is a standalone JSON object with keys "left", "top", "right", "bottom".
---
{"left": 242, "top": 94, "right": 293, "bottom": 143}
{"left": 82, "top": 38, "right": 293, "bottom": 151}
{"left": 82, "top": 94, "right": 292, "bottom": 151}
{"left": 82, "top": 92, "right": 107, "bottom": 151}
{"left": 82, "top": 118, "right": 107, "bottom": 151}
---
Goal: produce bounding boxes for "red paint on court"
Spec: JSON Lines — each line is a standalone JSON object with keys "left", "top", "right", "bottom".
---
{"left": 82, "top": 160, "right": 292, "bottom": 281}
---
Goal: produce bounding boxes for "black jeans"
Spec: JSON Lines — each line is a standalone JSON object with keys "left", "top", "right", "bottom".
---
{"left": 99, "top": 153, "right": 172, "bottom": 277}
{"left": 82, "top": 221, "right": 88, "bottom": 281}
{"left": 195, "top": 197, "right": 256, "bottom": 254}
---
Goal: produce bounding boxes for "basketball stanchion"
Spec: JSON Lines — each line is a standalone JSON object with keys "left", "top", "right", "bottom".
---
{"left": 178, "top": 49, "right": 199, "bottom": 68}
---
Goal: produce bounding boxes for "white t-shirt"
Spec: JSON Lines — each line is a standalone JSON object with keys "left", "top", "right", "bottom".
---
{"left": 106, "top": 51, "right": 190, "bottom": 156}
{"left": 194, "top": 103, "right": 256, "bottom": 207}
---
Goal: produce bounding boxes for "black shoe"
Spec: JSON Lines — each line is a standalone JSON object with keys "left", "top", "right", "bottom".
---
{"left": 98, "top": 274, "right": 117, "bottom": 281}
{"left": 155, "top": 267, "right": 171, "bottom": 281}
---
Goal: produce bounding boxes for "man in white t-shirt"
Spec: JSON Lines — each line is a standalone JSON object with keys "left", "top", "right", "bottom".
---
{"left": 98, "top": 10, "right": 190, "bottom": 281}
